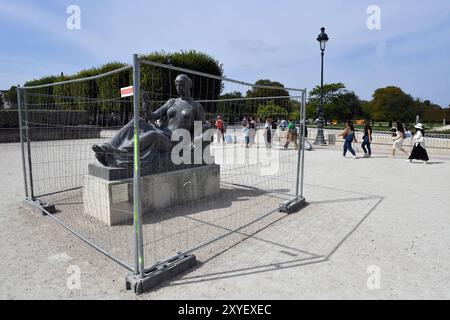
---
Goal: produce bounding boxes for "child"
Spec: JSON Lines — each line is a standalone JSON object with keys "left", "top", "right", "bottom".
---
{"left": 242, "top": 123, "right": 250, "bottom": 148}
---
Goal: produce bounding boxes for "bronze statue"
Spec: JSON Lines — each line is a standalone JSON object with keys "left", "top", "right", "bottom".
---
{"left": 93, "top": 74, "right": 208, "bottom": 168}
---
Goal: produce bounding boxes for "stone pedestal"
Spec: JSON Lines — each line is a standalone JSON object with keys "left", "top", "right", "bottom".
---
{"left": 83, "top": 165, "right": 220, "bottom": 226}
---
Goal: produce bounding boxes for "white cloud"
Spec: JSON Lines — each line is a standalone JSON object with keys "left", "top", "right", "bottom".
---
{"left": 229, "top": 39, "right": 279, "bottom": 55}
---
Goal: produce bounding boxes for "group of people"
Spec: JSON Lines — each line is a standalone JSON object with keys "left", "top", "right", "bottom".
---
{"left": 339, "top": 121, "right": 430, "bottom": 163}
{"left": 214, "top": 116, "right": 308, "bottom": 150}
{"left": 215, "top": 116, "right": 258, "bottom": 148}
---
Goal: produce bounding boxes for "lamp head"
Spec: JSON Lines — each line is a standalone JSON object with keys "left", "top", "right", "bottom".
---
{"left": 317, "top": 27, "right": 329, "bottom": 51}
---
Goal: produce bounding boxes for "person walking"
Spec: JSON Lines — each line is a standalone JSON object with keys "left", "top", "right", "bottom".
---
{"left": 404, "top": 126, "right": 412, "bottom": 139}
{"left": 215, "top": 116, "right": 225, "bottom": 144}
{"left": 391, "top": 124, "right": 397, "bottom": 137}
{"left": 408, "top": 123, "right": 430, "bottom": 164}
{"left": 339, "top": 121, "right": 357, "bottom": 159}
{"left": 361, "top": 121, "right": 373, "bottom": 158}
{"left": 392, "top": 121, "right": 409, "bottom": 158}
{"left": 284, "top": 119, "right": 299, "bottom": 150}
{"left": 242, "top": 123, "right": 250, "bottom": 148}
{"left": 264, "top": 118, "right": 273, "bottom": 148}
{"left": 249, "top": 117, "right": 257, "bottom": 146}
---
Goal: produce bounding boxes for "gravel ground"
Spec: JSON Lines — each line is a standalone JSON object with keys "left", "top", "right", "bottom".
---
{"left": 1, "top": 141, "right": 449, "bottom": 300}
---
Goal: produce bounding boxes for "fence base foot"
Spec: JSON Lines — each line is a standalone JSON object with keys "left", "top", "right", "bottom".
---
{"left": 23, "top": 198, "right": 56, "bottom": 216}
{"left": 126, "top": 254, "right": 197, "bottom": 294}
{"left": 279, "top": 197, "right": 306, "bottom": 214}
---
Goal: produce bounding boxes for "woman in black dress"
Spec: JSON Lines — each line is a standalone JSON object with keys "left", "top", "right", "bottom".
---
{"left": 408, "top": 123, "right": 429, "bottom": 164}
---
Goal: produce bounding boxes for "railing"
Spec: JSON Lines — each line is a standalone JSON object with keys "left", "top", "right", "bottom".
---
{"left": 306, "top": 128, "right": 450, "bottom": 154}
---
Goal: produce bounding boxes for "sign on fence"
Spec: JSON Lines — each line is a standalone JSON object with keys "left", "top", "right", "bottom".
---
{"left": 120, "top": 86, "right": 134, "bottom": 98}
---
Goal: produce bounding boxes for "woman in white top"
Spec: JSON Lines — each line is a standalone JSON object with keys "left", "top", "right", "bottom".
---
{"left": 408, "top": 123, "right": 429, "bottom": 164}
{"left": 392, "top": 121, "right": 409, "bottom": 158}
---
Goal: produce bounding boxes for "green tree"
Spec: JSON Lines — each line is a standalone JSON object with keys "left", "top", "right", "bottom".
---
{"left": 245, "top": 79, "right": 290, "bottom": 115}
{"left": 333, "top": 92, "right": 363, "bottom": 120}
{"left": 308, "top": 83, "right": 346, "bottom": 122}
{"left": 217, "top": 91, "right": 245, "bottom": 124}
{"left": 0, "top": 93, "right": 4, "bottom": 109}
{"left": 257, "top": 102, "right": 289, "bottom": 121}
{"left": 140, "top": 50, "right": 223, "bottom": 113}
{"left": 369, "top": 86, "right": 418, "bottom": 122}
{"left": 289, "top": 100, "right": 301, "bottom": 115}
{"left": 4, "top": 86, "right": 18, "bottom": 108}
{"left": 307, "top": 83, "right": 362, "bottom": 122}
{"left": 361, "top": 100, "right": 372, "bottom": 119}
{"left": 421, "top": 101, "right": 444, "bottom": 123}
{"left": 290, "top": 111, "right": 301, "bottom": 122}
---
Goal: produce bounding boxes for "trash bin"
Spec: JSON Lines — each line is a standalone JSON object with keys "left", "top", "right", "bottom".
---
{"left": 328, "top": 134, "right": 336, "bottom": 145}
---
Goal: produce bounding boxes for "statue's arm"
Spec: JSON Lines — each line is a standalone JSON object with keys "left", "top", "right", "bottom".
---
{"left": 195, "top": 102, "right": 206, "bottom": 123}
{"left": 149, "top": 99, "right": 174, "bottom": 121}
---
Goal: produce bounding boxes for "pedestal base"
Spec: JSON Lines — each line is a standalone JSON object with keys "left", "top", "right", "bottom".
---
{"left": 83, "top": 164, "right": 220, "bottom": 226}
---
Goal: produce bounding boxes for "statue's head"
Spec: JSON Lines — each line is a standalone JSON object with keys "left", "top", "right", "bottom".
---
{"left": 175, "top": 74, "right": 193, "bottom": 98}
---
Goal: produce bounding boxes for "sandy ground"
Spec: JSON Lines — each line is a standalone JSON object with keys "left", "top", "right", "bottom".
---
{"left": 1, "top": 141, "right": 449, "bottom": 300}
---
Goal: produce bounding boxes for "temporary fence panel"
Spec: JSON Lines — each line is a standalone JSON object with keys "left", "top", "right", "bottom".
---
{"left": 18, "top": 66, "right": 137, "bottom": 271}
{"left": 136, "top": 59, "right": 307, "bottom": 274}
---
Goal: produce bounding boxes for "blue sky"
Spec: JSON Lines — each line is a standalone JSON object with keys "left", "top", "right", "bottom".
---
{"left": 1, "top": 0, "right": 450, "bottom": 107}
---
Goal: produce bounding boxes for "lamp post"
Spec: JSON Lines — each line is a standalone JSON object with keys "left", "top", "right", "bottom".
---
{"left": 314, "top": 27, "right": 329, "bottom": 145}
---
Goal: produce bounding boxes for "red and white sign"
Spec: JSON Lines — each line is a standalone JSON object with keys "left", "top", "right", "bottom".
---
{"left": 120, "top": 86, "right": 134, "bottom": 98}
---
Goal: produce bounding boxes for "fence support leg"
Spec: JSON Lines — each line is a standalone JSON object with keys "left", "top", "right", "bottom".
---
{"left": 280, "top": 90, "right": 307, "bottom": 214}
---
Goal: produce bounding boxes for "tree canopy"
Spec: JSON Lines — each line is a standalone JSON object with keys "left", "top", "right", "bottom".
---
{"left": 257, "top": 102, "right": 289, "bottom": 121}
{"left": 307, "top": 83, "right": 363, "bottom": 121}
{"left": 367, "top": 86, "right": 419, "bottom": 122}
{"left": 3, "top": 86, "right": 17, "bottom": 108}
{"left": 245, "top": 79, "right": 291, "bottom": 115}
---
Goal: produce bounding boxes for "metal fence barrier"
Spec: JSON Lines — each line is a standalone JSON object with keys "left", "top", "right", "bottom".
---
{"left": 18, "top": 54, "right": 308, "bottom": 293}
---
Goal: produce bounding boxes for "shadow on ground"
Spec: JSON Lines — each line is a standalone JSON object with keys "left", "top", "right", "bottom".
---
{"left": 162, "top": 184, "right": 385, "bottom": 287}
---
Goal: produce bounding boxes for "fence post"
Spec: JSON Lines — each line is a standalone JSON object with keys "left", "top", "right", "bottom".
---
{"left": 132, "top": 54, "right": 145, "bottom": 278}
{"left": 17, "top": 86, "right": 29, "bottom": 198}
{"left": 22, "top": 89, "right": 35, "bottom": 200}
{"left": 296, "top": 95, "right": 302, "bottom": 197}
{"left": 300, "top": 89, "right": 307, "bottom": 198}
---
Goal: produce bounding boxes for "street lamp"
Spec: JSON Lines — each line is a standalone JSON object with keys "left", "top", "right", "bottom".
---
{"left": 314, "top": 27, "right": 329, "bottom": 145}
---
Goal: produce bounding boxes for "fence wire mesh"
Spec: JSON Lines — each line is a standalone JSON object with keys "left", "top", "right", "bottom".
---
{"left": 137, "top": 60, "right": 306, "bottom": 271}
{"left": 19, "top": 66, "right": 136, "bottom": 270}
{"left": 18, "top": 57, "right": 307, "bottom": 277}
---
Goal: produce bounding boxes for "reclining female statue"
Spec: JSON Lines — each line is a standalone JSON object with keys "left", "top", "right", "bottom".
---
{"left": 92, "top": 74, "right": 208, "bottom": 168}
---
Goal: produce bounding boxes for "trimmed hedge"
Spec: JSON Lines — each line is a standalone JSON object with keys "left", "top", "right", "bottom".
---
{"left": 0, "top": 127, "right": 102, "bottom": 143}
{"left": 3, "top": 51, "right": 224, "bottom": 114}
{"left": 0, "top": 110, "right": 89, "bottom": 128}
